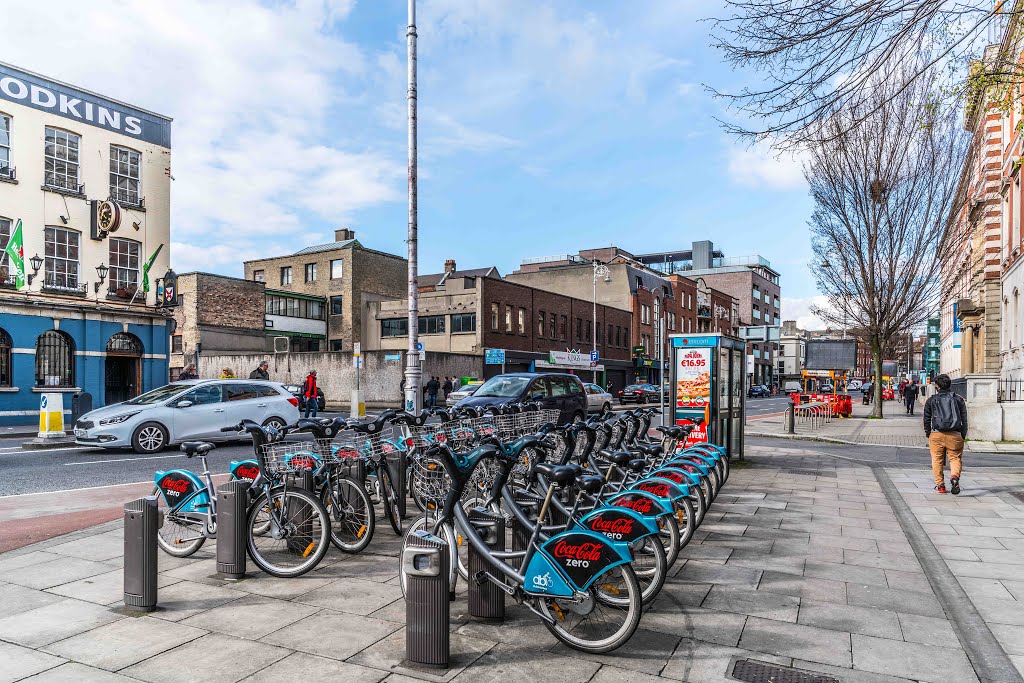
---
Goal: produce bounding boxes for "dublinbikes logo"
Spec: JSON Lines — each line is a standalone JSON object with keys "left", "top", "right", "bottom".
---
{"left": 532, "top": 572, "right": 553, "bottom": 590}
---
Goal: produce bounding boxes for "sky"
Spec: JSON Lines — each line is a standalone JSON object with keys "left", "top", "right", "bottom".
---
{"left": 3, "top": 0, "right": 824, "bottom": 328}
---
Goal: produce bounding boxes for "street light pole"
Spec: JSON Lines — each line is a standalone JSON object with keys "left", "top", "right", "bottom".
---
{"left": 592, "top": 261, "right": 609, "bottom": 384}
{"left": 403, "top": 0, "right": 421, "bottom": 413}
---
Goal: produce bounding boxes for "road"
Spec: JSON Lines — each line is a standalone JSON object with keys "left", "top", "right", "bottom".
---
{"left": 744, "top": 394, "right": 792, "bottom": 416}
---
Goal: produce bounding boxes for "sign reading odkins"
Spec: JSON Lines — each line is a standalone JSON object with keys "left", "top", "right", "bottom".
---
{"left": 0, "top": 62, "right": 171, "bottom": 148}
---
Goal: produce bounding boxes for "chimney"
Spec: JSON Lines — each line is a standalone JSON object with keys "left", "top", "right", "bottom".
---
{"left": 444, "top": 259, "right": 457, "bottom": 274}
{"left": 335, "top": 228, "right": 355, "bottom": 242}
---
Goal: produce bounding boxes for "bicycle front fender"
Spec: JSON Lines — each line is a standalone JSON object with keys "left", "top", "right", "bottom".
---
{"left": 665, "top": 458, "right": 710, "bottom": 477}
{"left": 630, "top": 476, "right": 690, "bottom": 500}
{"left": 530, "top": 530, "right": 633, "bottom": 594}
{"left": 578, "top": 506, "right": 659, "bottom": 543}
{"left": 229, "top": 459, "right": 260, "bottom": 482}
{"left": 649, "top": 466, "right": 701, "bottom": 488}
{"left": 605, "top": 490, "right": 673, "bottom": 517}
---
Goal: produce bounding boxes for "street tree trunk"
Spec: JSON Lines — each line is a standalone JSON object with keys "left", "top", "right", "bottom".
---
{"left": 871, "top": 337, "right": 884, "bottom": 419}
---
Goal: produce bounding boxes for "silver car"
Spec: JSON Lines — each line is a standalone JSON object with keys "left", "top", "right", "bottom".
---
{"left": 447, "top": 381, "right": 483, "bottom": 406}
{"left": 73, "top": 379, "right": 299, "bottom": 454}
{"left": 583, "top": 383, "right": 614, "bottom": 414}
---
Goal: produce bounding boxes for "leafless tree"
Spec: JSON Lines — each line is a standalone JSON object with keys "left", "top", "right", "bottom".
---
{"left": 806, "top": 68, "right": 968, "bottom": 417}
{"left": 710, "top": 0, "right": 1021, "bottom": 146}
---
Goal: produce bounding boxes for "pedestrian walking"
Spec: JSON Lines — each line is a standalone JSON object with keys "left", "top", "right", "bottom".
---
{"left": 179, "top": 364, "right": 198, "bottom": 380}
{"left": 302, "top": 369, "right": 319, "bottom": 418}
{"left": 249, "top": 360, "right": 270, "bottom": 380}
{"left": 904, "top": 380, "right": 920, "bottom": 416}
{"left": 923, "top": 374, "right": 968, "bottom": 495}
{"left": 219, "top": 367, "right": 236, "bottom": 379}
{"left": 426, "top": 375, "right": 440, "bottom": 409}
{"left": 442, "top": 376, "right": 454, "bottom": 400}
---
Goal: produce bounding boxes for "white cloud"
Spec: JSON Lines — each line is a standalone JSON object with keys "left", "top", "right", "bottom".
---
{"left": 781, "top": 296, "right": 829, "bottom": 331}
{"left": 727, "top": 142, "right": 807, "bottom": 190}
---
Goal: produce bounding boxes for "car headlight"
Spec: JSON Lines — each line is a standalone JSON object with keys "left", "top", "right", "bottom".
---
{"left": 99, "top": 412, "right": 140, "bottom": 425}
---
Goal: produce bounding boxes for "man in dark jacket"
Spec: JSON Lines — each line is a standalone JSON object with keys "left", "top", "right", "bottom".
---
{"left": 249, "top": 361, "right": 270, "bottom": 381}
{"left": 425, "top": 376, "right": 440, "bottom": 409}
{"left": 442, "top": 376, "right": 454, "bottom": 400}
{"left": 904, "top": 381, "right": 920, "bottom": 416}
{"left": 923, "top": 374, "right": 968, "bottom": 494}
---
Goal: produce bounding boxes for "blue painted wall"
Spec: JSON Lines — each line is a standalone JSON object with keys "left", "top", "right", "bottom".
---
{"left": 0, "top": 312, "right": 168, "bottom": 426}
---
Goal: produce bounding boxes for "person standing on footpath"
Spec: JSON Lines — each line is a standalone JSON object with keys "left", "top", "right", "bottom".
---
{"left": 425, "top": 376, "right": 440, "bottom": 409}
{"left": 219, "top": 367, "right": 236, "bottom": 379}
{"left": 249, "top": 360, "right": 270, "bottom": 380}
{"left": 302, "top": 369, "right": 319, "bottom": 418}
{"left": 923, "top": 374, "right": 968, "bottom": 495}
{"left": 442, "top": 376, "right": 454, "bottom": 401}
{"left": 179, "top": 364, "right": 198, "bottom": 380}
{"left": 904, "top": 380, "right": 920, "bottom": 416}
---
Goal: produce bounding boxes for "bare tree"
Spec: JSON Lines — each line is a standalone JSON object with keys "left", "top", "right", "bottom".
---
{"left": 806, "top": 68, "right": 968, "bottom": 417}
{"left": 710, "top": 0, "right": 1021, "bottom": 145}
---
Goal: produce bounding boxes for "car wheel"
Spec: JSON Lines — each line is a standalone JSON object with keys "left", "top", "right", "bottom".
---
{"left": 262, "top": 416, "right": 287, "bottom": 432}
{"left": 132, "top": 422, "right": 168, "bottom": 454}
{"left": 602, "top": 402, "right": 612, "bottom": 415}
{"left": 638, "top": 395, "right": 646, "bottom": 405}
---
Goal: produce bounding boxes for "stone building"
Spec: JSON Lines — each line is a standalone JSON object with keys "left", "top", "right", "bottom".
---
{"left": 243, "top": 229, "right": 406, "bottom": 353}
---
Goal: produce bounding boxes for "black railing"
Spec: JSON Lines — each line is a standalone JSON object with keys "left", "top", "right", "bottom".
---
{"left": 43, "top": 174, "right": 84, "bottom": 195}
{"left": 998, "top": 379, "right": 1024, "bottom": 402}
{"left": 0, "top": 164, "right": 15, "bottom": 181}
{"left": 697, "top": 306, "right": 712, "bottom": 319}
{"left": 42, "top": 277, "right": 88, "bottom": 296}
{"left": 109, "top": 190, "right": 145, "bottom": 209}
{"left": 0, "top": 272, "right": 17, "bottom": 289}
{"left": 107, "top": 284, "right": 141, "bottom": 301}
{"left": 950, "top": 377, "right": 967, "bottom": 400}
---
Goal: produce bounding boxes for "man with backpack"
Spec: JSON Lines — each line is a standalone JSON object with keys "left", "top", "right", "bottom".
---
{"left": 923, "top": 374, "right": 968, "bottom": 495}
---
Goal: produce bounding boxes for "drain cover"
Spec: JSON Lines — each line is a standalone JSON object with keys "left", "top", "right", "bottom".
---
{"left": 1010, "top": 491, "right": 1024, "bottom": 504}
{"left": 731, "top": 659, "right": 840, "bottom": 683}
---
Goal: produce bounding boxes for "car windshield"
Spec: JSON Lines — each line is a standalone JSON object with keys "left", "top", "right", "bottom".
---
{"left": 473, "top": 376, "right": 530, "bottom": 398}
{"left": 625, "top": 385, "right": 643, "bottom": 390}
{"left": 123, "top": 383, "right": 192, "bottom": 405}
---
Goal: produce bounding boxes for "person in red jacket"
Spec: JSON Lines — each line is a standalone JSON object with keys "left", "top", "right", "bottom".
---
{"left": 302, "top": 370, "right": 319, "bottom": 418}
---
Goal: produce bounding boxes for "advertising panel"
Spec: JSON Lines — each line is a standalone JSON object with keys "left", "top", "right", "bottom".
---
{"left": 675, "top": 345, "right": 712, "bottom": 447}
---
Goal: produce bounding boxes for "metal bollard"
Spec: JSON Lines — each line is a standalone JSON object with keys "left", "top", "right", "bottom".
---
{"left": 123, "top": 496, "right": 160, "bottom": 612}
{"left": 216, "top": 480, "right": 248, "bottom": 580}
{"left": 403, "top": 530, "right": 450, "bottom": 669}
{"left": 468, "top": 507, "right": 505, "bottom": 622}
{"left": 786, "top": 401, "right": 795, "bottom": 434}
{"left": 388, "top": 450, "right": 407, "bottom": 519}
{"left": 287, "top": 468, "right": 315, "bottom": 556}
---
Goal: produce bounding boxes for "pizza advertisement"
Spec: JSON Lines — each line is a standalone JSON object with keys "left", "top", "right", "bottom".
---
{"left": 674, "top": 346, "right": 712, "bottom": 446}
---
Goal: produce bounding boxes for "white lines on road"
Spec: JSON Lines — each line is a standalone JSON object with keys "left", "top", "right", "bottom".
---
{"left": 0, "top": 446, "right": 91, "bottom": 455}
{"left": 65, "top": 453, "right": 187, "bottom": 466}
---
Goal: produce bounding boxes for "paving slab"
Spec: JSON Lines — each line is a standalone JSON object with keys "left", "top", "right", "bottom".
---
{"left": 674, "top": 560, "right": 762, "bottom": 588}
{"left": 0, "top": 580, "right": 64, "bottom": 617}
{"left": 348, "top": 626, "right": 496, "bottom": 682}
{"left": 0, "top": 598, "right": 124, "bottom": 648}
{"left": 990, "top": 623, "right": 1024, "bottom": 656}
{"left": 702, "top": 585, "right": 800, "bottom": 622}
{"left": 737, "top": 616, "right": 852, "bottom": 667}
{"left": 44, "top": 614, "right": 207, "bottom": 670}
{"left": 18, "top": 662, "right": 141, "bottom": 682}
{"left": 179, "top": 593, "right": 320, "bottom": 639}
{"left": 1, "top": 555, "right": 116, "bottom": 590}
{"left": 448, "top": 641, "right": 599, "bottom": 683}
{"left": 45, "top": 567, "right": 180, "bottom": 605}
{"left": 804, "top": 559, "right": 888, "bottom": 587}
{"left": 46, "top": 531, "right": 125, "bottom": 562}
{"left": 260, "top": 609, "right": 400, "bottom": 660}
{"left": 798, "top": 599, "right": 902, "bottom": 639}
{"left": 295, "top": 576, "right": 403, "bottom": 616}
{"left": 660, "top": 637, "right": 792, "bottom": 682}
{"left": 148, "top": 579, "right": 247, "bottom": 622}
{"left": 642, "top": 605, "right": 748, "bottom": 647}
{"left": 240, "top": 652, "right": 388, "bottom": 683}
{"left": 847, "top": 583, "right": 945, "bottom": 618}
{"left": 882, "top": 568, "right": 933, "bottom": 593}
{"left": 896, "top": 612, "right": 960, "bottom": 647}
{"left": 121, "top": 632, "right": 291, "bottom": 683}
{"left": 852, "top": 633, "right": 979, "bottom": 683}
{"left": 547, "top": 627, "right": 680, "bottom": 676}
{"left": 0, "top": 640, "right": 64, "bottom": 683}
{"left": 756, "top": 570, "right": 847, "bottom": 604}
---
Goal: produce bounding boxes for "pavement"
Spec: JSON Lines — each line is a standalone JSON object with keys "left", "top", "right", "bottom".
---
{"left": 747, "top": 399, "right": 1024, "bottom": 453}
{"left": 1, "top": 440, "right": 1024, "bottom": 682}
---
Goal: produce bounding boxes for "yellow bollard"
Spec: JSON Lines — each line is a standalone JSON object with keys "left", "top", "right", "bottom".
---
{"left": 37, "top": 392, "right": 66, "bottom": 438}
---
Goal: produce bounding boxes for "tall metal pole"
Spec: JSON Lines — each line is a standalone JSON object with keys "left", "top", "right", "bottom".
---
{"left": 592, "top": 266, "right": 598, "bottom": 384}
{"left": 404, "top": 0, "right": 421, "bottom": 413}
{"left": 658, "top": 314, "right": 665, "bottom": 426}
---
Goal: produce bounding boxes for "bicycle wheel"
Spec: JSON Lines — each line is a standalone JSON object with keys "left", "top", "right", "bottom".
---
{"left": 630, "top": 534, "right": 668, "bottom": 605}
{"left": 536, "top": 563, "right": 642, "bottom": 654}
{"left": 657, "top": 513, "right": 681, "bottom": 568}
{"left": 690, "top": 481, "right": 708, "bottom": 527}
{"left": 377, "top": 463, "right": 403, "bottom": 536}
{"left": 246, "top": 487, "right": 331, "bottom": 578}
{"left": 675, "top": 496, "right": 696, "bottom": 549}
{"left": 152, "top": 487, "right": 206, "bottom": 557}
{"left": 322, "top": 475, "right": 374, "bottom": 553}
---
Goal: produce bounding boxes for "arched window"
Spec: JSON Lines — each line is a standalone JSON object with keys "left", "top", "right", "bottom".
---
{"left": 0, "top": 328, "right": 11, "bottom": 387}
{"left": 106, "top": 332, "right": 142, "bottom": 355}
{"left": 35, "top": 330, "right": 74, "bottom": 387}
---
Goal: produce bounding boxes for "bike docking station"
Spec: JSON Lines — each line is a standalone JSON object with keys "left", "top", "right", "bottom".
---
{"left": 216, "top": 479, "right": 248, "bottom": 580}
{"left": 402, "top": 530, "right": 451, "bottom": 670}
{"left": 123, "top": 496, "right": 160, "bottom": 613}
{"left": 468, "top": 507, "right": 506, "bottom": 622}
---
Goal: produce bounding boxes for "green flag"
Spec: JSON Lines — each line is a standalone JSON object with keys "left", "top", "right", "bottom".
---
{"left": 4, "top": 219, "right": 25, "bottom": 290}
{"left": 141, "top": 243, "right": 164, "bottom": 293}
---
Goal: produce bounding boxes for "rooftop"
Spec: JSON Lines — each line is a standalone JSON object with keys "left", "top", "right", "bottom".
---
{"left": 292, "top": 238, "right": 360, "bottom": 256}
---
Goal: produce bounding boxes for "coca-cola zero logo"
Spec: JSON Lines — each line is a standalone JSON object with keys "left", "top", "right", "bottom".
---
{"left": 588, "top": 513, "right": 636, "bottom": 540}
{"left": 160, "top": 476, "right": 189, "bottom": 496}
{"left": 234, "top": 465, "right": 260, "bottom": 481}
{"left": 614, "top": 495, "right": 654, "bottom": 515}
{"left": 637, "top": 481, "right": 670, "bottom": 497}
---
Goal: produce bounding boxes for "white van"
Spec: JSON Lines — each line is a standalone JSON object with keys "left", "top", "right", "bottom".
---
{"left": 783, "top": 381, "right": 801, "bottom": 393}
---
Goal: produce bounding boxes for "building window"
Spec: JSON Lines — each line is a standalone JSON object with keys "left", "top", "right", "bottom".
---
{"left": 452, "top": 313, "right": 476, "bottom": 333}
{"left": 109, "top": 145, "right": 141, "bottom": 205}
{"left": 419, "top": 315, "right": 445, "bottom": 334}
{"left": 608, "top": 324, "right": 614, "bottom": 346}
{"left": 280, "top": 267, "right": 292, "bottom": 285}
{"left": 330, "top": 295, "right": 343, "bottom": 316}
{"left": 44, "top": 127, "right": 80, "bottom": 192}
{"left": 518, "top": 308, "right": 526, "bottom": 335}
{"left": 253, "top": 270, "right": 265, "bottom": 283}
{"left": 108, "top": 238, "right": 140, "bottom": 293}
{"left": 265, "top": 294, "right": 326, "bottom": 320}
{"left": 505, "top": 305, "right": 513, "bottom": 333}
{"left": 586, "top": 320, "right": 592, "bottom": 342}
{"left": 35, "top": 330, "right": 74, "bottom": 387}
{"left": 0, "top": 328, "right": 10, "bottom": 387}
{"left": 538, "top": 310, "right": 545, "bottom": 338}
{"left": 560, "top": 315, "right": 568, "bottom": 340}
{"left": 596, "top": 322, "right": 601, "bottom": 344}
{"left": 491, "top": 303, "right": 499, "bottom": 331}
{"left": 44, "top": 227, "right": 80, "bottom": 290}
{"left": 304, "top": 263, "right": 317, "bottom": 283}
{"left": 576, "top": 318, "right": 583, "bottom": 341}
{"left": 171, "top": 335, "right": 183, "bottom": 353}
{"left": 330, "top": 339, "right": 343, "bottom": 352}
{"left": 381, "top": 318, "right": 409, "bottom": 337}
{"left": 753, "top": 307, "right": 760, "bottom": 320}
{"left": 330, "top": 259, "right": 343, "bottom": 279}
{"left": 0, "top": 114, "right": 9, "bottom": 173}
{"left": 0, "top": 217, "right": 9, "bottom": 276}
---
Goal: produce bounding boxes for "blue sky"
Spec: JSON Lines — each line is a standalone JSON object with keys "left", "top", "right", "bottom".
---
{"left": 5, "top": 0, "right": 821, "bottom": 325}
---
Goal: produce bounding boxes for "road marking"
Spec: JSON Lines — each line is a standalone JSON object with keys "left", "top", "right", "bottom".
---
{"left": 65, "top": 453, "right": 187, "bottom": 466}
{"left": 0, "top": 446, "right": 92, "bottom": 455}
{"left": 0, "top": 479, "right": 158, "bottom": 498}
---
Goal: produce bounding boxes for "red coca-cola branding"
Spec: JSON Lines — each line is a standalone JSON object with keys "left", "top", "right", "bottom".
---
{"left": 234, "top": 465, "right": 260, "bottom": 481}
{"left": 614, "top": 496, "right": 654, "bottom": 514}
{"left": 588, "top": 514, "right": 635, "bottom": 535}
{"left": 655, "top": 470, "right": 686, "bottom": 484}
{"left": 552, "top": 540, "right": 603, "bottom": 562}
{"left": 290, "top": 457, "right": 316, "bottom": 470}
{"left": 637, "top": 481, "right": 670, "bottom": 497}
{"left": 161, "top": 476, "right": 189, "bottom": 494}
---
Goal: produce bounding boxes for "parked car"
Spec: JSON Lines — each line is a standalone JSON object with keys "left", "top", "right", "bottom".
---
{"left": 446, "top": 380, "right": 483, "bottom": 406}
{"left": 819, "top": 383, "right": 835, "bottom": 393}
{"left": 74, "top": 380, "right": 299, "bottom": 454}
{"left": 618, "top": 383, "right": 661, "bottom": 404}
{"left": 747, "top": 384, "right": 770, "bottom": 398}
{"left": 283, "top": 383, "right": 326, "bottom": 412}
{"left": 455, "top": 373, "right": 587, "bottom": 424}
{"left": 583, "top": 383, "right": 614, "bottom": 414}
{"left": 848, "top": 379, "right": 863, "bottom": 391}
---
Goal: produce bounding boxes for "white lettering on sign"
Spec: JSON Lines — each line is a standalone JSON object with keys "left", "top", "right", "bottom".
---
{"left": 0, "top": 77, "right": 27, "bottom": 99}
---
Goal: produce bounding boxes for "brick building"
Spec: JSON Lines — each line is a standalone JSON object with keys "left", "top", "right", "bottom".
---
{"left": 366, "top": 264, "right": 634, "bottom": 388}
{"left": 243, "top": 229, "right": 406, "bottom": 353}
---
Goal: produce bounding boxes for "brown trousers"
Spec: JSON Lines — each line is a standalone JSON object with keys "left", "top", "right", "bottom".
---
{"left": 928, "top": 431, "right": 963, "bottom": 488}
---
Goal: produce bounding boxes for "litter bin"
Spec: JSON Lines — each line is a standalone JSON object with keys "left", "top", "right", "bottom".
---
{"left": 403, "top": 530, "right": 450, "bottom": 669}
{"left": 123, "top": 496, "right": 160, "bottom": 612}
{"left": 216, "top": 480, "right": 248, "bottom": 580}
{"left": 468, "top": 507, "right": 505, "bottom": 622}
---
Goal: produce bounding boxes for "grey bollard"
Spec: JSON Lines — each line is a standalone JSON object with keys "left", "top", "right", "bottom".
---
{"left": 468, "top": 507, "right": 505, "bottom": 622}
{"left": 287, "top": 468, "right": 315, "bottom": 556}
{"left": 786, "top": 401, "right": 796, "bottom": 434}
{"left": 387, "top": 450, "right": 407, "bottom": 519}
{"left": 403, "top": 530, "right": 450, "bottom": 669}
{"left": 123, "top": 496, "right": 160, "bottom": 612}
{"left": 216, "top": 480, "right": 248, "bottom": 580}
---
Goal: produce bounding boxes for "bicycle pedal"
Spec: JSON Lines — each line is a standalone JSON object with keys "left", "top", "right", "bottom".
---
{"left": 472, "top": 570, "right": 488, "bottom": 586}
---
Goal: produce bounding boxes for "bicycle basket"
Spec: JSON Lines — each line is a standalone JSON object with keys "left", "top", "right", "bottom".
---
{"left": 259, "top": 441, "right": 327, "bottom": 477}
{"left": 332, "top": 426, "right": 406, "bottom": 463}
{"left": 410, "top": 454, "right": 451, "bottom": 507}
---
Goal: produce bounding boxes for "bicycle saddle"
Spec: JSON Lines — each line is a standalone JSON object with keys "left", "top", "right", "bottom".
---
{"left": 181, "top": 442, "right": 214, "bottom": 457}
{"left": 606, "top": 451, "right": 637, "bottom": 466}
{"left": 656, "top": 425, "right": 683, "bottom": 438}
{"left": 346, "top": 410, "right": 396, "bottom": 434}
{"left": 532, "top": 462, "right": 578, "bottom": 485}
{"left": 632, "top": 443, "right": 664, "bottom": 457}
{"left": 627, "top": 458, "right": 647, "bottom": 473}
{"left": 577, "top": 473, "right": 605, "bottom": 494}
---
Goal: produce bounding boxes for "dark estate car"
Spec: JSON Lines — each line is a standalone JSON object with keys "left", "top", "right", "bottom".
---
{"left": 455, "top": 372, "right": 588, "bottom": 424}
{"left": 618, "top": 383, "right": 661, "bottom": 404}
{"left": 283, "top": 384, "right": 326, "bottom": 411}
{"left": 747, "top": 384, "right": 770, "bottom": 398}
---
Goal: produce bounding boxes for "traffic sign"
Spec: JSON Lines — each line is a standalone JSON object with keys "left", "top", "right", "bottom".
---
{"left": 416, "top": 341, "right": 424, "bottom": 352}
{"left": 590, "top": 350, "right": 599, "bottom": 363}
{"left": 485, "top": 349, "right": 506, "bottom": 365}
{"left": 353, "top": 342, "right": 361, "bottom": 356}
